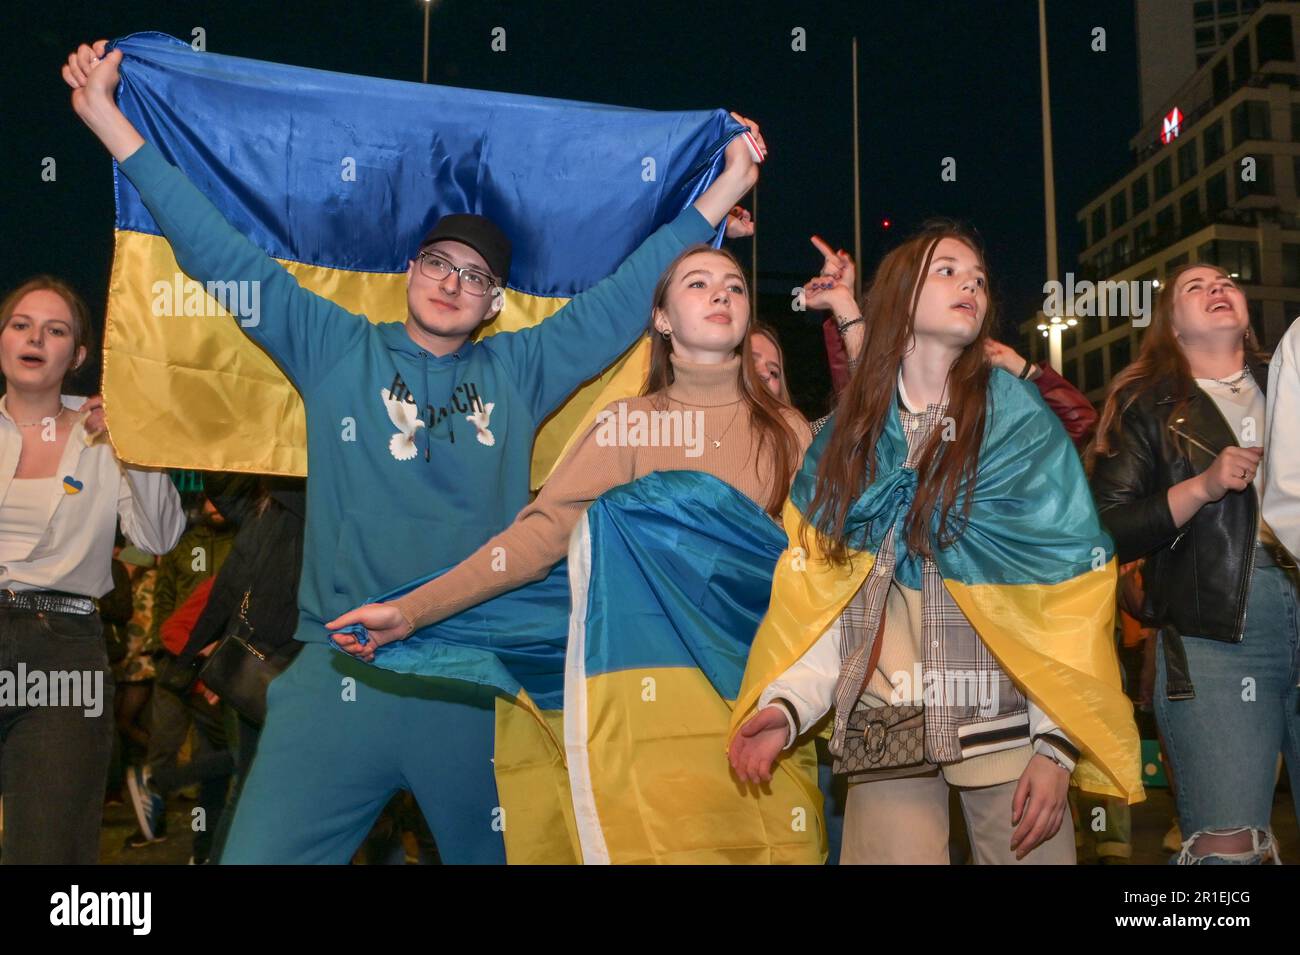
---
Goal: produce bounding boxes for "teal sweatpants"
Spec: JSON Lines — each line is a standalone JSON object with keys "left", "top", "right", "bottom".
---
{"left": 220, "top": 642, "right": 506, "bottom": 864}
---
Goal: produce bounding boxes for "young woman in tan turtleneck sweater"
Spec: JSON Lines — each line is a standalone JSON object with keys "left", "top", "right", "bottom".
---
{"left": 328, "top": 244, "right": 810, "bottom": 655}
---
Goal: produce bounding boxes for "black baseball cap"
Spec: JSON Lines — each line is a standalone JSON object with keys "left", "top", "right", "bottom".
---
{"left": 418, "top": 214, "right": 511, "bottom": 285}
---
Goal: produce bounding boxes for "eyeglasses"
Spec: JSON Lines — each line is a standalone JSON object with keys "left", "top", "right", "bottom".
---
{"left": 417, "top": 252, "right": 496, "bottom": 297}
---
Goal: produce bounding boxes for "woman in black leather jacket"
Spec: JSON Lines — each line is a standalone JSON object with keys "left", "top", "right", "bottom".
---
{"left": 1089, "top": 263, "right": 1299, "bottom": 865}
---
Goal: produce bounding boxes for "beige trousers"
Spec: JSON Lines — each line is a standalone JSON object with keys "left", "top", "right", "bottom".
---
{"left": 841, "top": 771, "right": 1077, "bottom": 865}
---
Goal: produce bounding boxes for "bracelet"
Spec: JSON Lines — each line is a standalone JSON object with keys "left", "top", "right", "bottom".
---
{"left": 835, "top": 315, "right": 863, "bottom": 335}
{"left": 1018, "top": 360, "right": 1035, "bottom": 380}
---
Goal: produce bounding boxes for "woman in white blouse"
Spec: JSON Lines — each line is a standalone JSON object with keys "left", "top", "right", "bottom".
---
{"left": 0, "top": 276, "right": 184, "bottom": 864}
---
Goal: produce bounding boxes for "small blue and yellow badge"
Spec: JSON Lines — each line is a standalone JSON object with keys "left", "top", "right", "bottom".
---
{"left": 62, "top": 476, "right": 84, "bottom": 495}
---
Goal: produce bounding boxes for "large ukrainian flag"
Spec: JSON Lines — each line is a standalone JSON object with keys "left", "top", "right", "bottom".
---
{"left": 341, "top": 471, "right": 824, "bottom": 864}
{"left": 105, "top": 32, "right": 736, "bottom": 486}
{"left": 731, "top": 371, "right": 1146, "bottom": 804}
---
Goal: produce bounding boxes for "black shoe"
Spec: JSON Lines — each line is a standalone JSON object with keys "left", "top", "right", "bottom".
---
{"left": 124, "top": 828, "right": 165, "bottom": 849}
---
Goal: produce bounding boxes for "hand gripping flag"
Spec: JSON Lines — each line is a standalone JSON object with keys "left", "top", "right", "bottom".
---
{"left": 336, "top": 471, "right": 825, "bottom": 864}
{"left": 104, "top": 32, "right": 736, "bottom": 486}
{"left": 730, "top": 371, "right": 1146, "bottom": 804}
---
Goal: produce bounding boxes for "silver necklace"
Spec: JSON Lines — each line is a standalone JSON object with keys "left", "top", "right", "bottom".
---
{"left": 13, "top": 406, "right": 67, "bottom": 428}
{"left": 1210, "top": 367, "right": 1250, "bottom": 395}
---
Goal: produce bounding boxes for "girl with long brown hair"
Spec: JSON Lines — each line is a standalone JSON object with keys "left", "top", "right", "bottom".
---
{"left": 729, "top": 221, "right": 1141, "bottom": 864}
{"left": 329, "top": 242, "right": 808, "bottom": 649}
{"left": 1090, "top": 263, "right": 1297, "bottom": 864}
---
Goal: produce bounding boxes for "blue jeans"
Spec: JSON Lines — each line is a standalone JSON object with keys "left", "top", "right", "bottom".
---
{"left": 1155, "top": 547, "right": 1300, "bottom": 864}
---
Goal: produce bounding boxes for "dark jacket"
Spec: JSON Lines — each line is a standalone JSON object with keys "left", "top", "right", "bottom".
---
{"left": 177, "top": 474, "right": 306, "bottom": 668}
{"left": 1089, "top": 358, "right": 1268, "bottom": 696}
{"left": 1033, "top": 364, "right": 1098, "bottom": 451}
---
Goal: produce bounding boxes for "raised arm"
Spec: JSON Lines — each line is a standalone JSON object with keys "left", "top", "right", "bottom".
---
{"left": 327, "top": 403, "right": 638, "bottom": 657}
{"left": 63, "top": 41, "right": 366, "bottom": 392}
{"left": 984, "top": 341, "right": 1098, "bottom": 450}
{"left": 488, "top": 114, "right": 766, "bottom": 422}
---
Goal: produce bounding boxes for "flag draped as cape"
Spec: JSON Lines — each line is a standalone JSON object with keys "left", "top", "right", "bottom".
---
{"left": 730, "top": 371, "right": 1145, "bottom": 804}
{"left": 338, "top": 471, "right": 824, "bottom": 863}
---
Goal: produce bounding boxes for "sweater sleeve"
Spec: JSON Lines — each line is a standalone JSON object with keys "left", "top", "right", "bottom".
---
{"left": 391, "top": 404, "right": 637, "bottom": 629}
{"left": 116, "top": 142, "right": 368, "bottom": 393}
{"left": 484, "top": 207, "right": 715, "bottom": 422}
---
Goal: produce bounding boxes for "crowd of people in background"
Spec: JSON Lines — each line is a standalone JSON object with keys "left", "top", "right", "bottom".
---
{"left": 0, "top": 37, "right": 1295, "bottom": 866}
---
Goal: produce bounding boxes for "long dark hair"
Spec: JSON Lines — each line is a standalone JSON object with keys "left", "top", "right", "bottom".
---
{"left": 642, "top": 244, "right": 801, "bottom": 516}
{"left": 807, "top": 221, "right": 994, "bottom": 563}
{"left": 1088, "top": 262, "right": 1268, "bottom": 471}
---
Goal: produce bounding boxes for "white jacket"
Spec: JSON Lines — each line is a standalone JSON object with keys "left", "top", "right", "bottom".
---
{"left": 0, "top": 394, "right": 185, "bottom": 598}
{"left": 1265, "top": 317, "right": 1300, "bottom": 563}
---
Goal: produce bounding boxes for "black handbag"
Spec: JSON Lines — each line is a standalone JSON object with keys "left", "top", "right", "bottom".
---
{"left": 198, "top": 590, "right": 294, "bottom": 725}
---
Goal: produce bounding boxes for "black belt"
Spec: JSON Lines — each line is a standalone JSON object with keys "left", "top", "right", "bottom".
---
{"left": 0, "top": 589, "right": 97, "bottom": 615}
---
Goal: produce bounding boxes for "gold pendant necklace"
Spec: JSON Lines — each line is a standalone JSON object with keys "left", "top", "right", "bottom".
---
{"left": 710, "top": 403, "right": 742, "bottom": 449}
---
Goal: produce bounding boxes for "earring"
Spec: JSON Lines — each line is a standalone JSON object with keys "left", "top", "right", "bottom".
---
{"left": 660, "top": 329, "right": 671, "bottom": 340}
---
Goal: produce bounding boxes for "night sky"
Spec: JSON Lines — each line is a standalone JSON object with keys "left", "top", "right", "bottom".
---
{"left": 3, "top": 0, "right": 1139, "bottom": 415}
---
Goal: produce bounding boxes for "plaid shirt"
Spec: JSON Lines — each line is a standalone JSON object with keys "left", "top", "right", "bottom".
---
{"left": 808, "top": 386, "right": 1078, "bottom": 769}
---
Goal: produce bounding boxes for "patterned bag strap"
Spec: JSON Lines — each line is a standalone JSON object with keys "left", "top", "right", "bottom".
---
{"left": 864, "top": 605, "right": 887, "bottom": 690}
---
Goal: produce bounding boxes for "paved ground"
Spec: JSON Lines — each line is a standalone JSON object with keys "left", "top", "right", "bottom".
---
{"left": 96, "top": 785, "right": 1296, "bottom": 865}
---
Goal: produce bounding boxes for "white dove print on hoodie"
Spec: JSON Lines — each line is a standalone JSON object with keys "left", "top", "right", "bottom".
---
{"left": 382, "top": 387, "right": 425, "bottom": 461}
{"left": 467, "top": 402, "right": 496, "bottom": 446}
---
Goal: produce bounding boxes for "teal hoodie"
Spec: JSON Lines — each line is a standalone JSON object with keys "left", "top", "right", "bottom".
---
{"left": 118, "top": 142, "right": 714, "bottom": 644}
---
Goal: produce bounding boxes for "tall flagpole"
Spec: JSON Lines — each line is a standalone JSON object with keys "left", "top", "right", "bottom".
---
{"left": 852, "top": 36, "right": 862, "bottom": 299}
{"left": 422, "top": 1, "right": 432, "bottom": 83}
{"left": 1038, "top": 0, "right": 1063, "bottom": 371}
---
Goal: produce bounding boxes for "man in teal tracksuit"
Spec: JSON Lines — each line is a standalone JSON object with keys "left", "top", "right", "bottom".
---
{"left": 66, "top": 39, "right": 761, "bottom": 862}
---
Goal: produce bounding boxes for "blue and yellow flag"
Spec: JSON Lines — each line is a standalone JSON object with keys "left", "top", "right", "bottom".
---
{"left": 104, "top": 32, "right": 735, "bottom": 485}
{"left": 344, "top": 471, "right": 824, "bottom": 864}
{"left": 731, "top": 371, "right": 1146, "bottom": 804}
{"left": 565, "top": 472, "right": 823, "bottom": 863}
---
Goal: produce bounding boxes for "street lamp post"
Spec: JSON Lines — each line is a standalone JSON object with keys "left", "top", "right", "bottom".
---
{"left": 422, "top": 1, "right": 433, "bottom": 83}
{"left": 1036, "top": 313, "right": 1078, "bottom": 368}
{"left": 1037, "top": 0, "right": 1066, "bottom": 371}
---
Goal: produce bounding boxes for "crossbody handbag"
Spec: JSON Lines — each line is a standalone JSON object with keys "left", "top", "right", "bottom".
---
{"left": 833, "top": 605, "right": 932, "bottom": 782}
{"left": 198, "top": 589, "right": 296, "bottom": 725}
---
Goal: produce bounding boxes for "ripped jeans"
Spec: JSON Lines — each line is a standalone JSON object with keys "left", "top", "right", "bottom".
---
{"left": 1155, "top": 547, "right": 1300, "bottom": 864}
